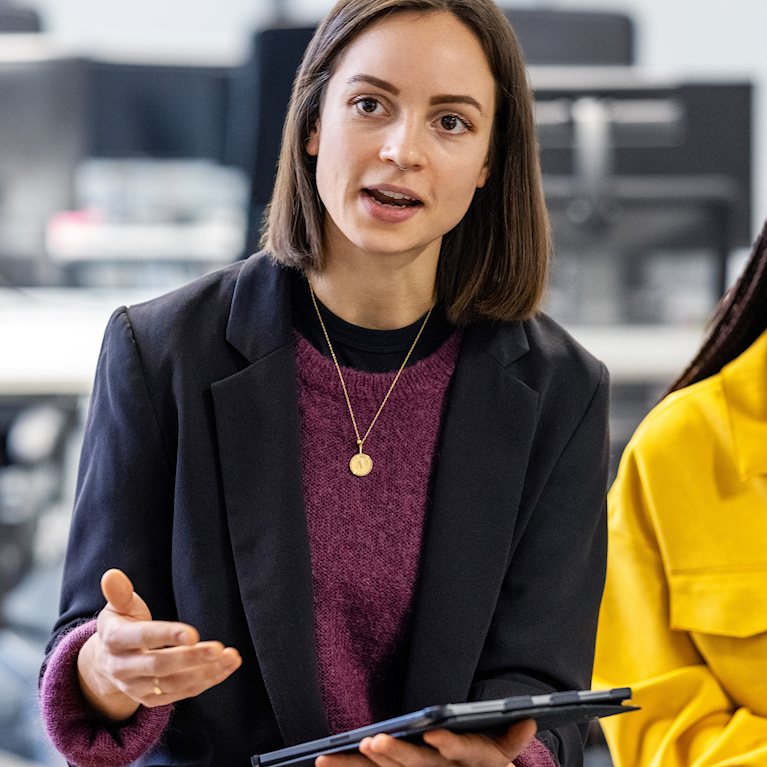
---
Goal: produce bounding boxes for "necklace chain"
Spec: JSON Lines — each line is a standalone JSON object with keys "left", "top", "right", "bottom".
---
{"left": 308, "top": 281, "right": 433, "bottom": 475}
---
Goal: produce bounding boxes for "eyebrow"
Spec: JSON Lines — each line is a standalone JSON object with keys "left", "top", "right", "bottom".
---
{"left": 431, "top": 94, "right": 485, "bottom": 115}
{"left": 347, "top": 74, "right": 399, "bottom": 94}
{"left": 345, "top": 74, "right": 486, "bottom": 115}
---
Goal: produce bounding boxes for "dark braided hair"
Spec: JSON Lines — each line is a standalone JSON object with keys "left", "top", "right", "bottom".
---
{"left": 669, "top": 217, "right": 767, "bottom": 393}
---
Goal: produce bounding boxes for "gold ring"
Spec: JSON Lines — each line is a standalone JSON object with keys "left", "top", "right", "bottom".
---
{"left": 152, "top": 677, "right": 162, "bottom": 696}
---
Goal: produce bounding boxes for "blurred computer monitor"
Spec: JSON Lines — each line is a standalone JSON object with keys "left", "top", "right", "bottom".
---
{"left": 0, "top": 54, "right": 87, "bottom": 285}
{"left": 86, "top": 61, "right": 230, "bottom": 160}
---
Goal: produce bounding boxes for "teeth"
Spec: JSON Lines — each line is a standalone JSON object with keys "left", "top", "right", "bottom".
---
{"left": 380, "top": 190, "right": 414, "bottom": 201}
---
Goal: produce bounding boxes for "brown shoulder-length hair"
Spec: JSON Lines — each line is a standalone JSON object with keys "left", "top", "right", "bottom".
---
{"left": 261, "top": 0, "right": 550, "bottom": 325}
{"left": 669, "top": 216, "right": 767, "bottom": 393}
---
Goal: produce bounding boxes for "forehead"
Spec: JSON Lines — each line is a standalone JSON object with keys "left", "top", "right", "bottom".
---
{"left": 330, "top": 11, "right": 495, "bottom": 100}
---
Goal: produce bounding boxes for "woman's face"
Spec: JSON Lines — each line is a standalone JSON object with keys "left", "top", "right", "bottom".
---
{"left": 306, "top": 11, "right": 496, "bottom": 269}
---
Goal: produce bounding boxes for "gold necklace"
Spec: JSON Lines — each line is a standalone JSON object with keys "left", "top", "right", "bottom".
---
{"left": 308, "top": 281, "right": 433, "bottom": 477}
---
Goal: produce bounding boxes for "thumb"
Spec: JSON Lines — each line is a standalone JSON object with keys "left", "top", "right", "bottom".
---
{"left": 496, "top": 719, "right": 537, "bottom": 761}
{"left": 100, "top": 568, "right": 151, "bottom": 620}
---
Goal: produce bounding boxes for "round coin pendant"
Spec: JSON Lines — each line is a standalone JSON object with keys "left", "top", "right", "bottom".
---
{"left": 349, "top": 452, "right": 373, "bottom": 477}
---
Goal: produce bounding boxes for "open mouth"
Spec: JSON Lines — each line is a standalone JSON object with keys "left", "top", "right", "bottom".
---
{"left": 363, "top": 188, "right": 422, "bottom": 208}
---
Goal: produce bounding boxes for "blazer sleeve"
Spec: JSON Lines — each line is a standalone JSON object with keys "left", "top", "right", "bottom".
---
{"left": 593, "top": 438, "right": 767, "bottom": 767}
{"left": 51, "top": 307, "right": 177, "bottom": 640}
{"left": 471, "top": 362, "right": 610, "bottom": 767}
{"left": 42, "top": 307, "right": 178, "bottom": 763}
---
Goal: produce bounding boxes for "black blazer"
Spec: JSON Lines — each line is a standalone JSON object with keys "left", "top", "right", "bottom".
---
{"left": 50, "top": 253, "right": 609, "bottom": 767}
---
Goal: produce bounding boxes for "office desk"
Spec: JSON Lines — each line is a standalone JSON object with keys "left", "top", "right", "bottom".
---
{"left": 0, "top": 288, "right": 163, "bottom": 395}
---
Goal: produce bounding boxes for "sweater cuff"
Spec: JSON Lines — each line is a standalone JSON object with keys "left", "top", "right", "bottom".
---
{"left": 40, "top": 619, "right": 174, "bottom": 767}
{"left": 515, "top": 738, "right": 557, "bottom": 767}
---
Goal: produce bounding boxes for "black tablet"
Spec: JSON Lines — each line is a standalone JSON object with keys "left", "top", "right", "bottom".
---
{"left": 251, "top": 687, "right": 638, "bottom": 767}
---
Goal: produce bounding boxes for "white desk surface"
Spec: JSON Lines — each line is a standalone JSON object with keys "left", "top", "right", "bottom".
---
{"left": 0, "top": 288, "right": 163, "bottom": 395}
{"left": 0, "top": 288, "right": 706, "bottom": 395}
{"left": 567, "top": 324, "right": 705, "bottom": 384}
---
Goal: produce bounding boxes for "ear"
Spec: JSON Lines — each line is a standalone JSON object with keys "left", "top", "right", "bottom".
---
{"left": 476, "top": 156, "right": 490, "bottom": 188}
{"left": 306, "top": 121, "right": 320, "bottom": 156}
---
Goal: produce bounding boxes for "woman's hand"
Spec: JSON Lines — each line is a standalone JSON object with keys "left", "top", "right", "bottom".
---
{"left": 317, "top": 719, "right": 537, "bottom": 767}
{"left": 76, "top": 568, "right": 242, "bottom": 722}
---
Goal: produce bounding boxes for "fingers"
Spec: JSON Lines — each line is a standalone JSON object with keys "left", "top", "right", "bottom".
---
{"left": 78, "top": 570, "right": 244, "bottom": 724}
{"left": 129, "top": 645, "right": 242, "bottom": 708}
{"left": 93, "top": 568, "right": 241, "bottom": 708}
{"left": 98, "top": 568, "right": 199, "bottom": 653}
{"left": 100, "top": 568, "right": 136, "bottom": 613}
{"left": 335, "top": 720, "right": 539, "bottom": 767}
{"left": 105, "top": 639, "right": 223, "bottom": 678}
{"left": 319, "top": 719, "right": 538, "bottom": 767}
{"left": 100, "top": 616, "right": 199, "bottom": 653}
{"left": 96, "top": 611, "right": 240, "bottom": 706}
{"left": 100, "top": 567, "right": 154, "bottom": 626}
{"left": 317, "top": 752, "right": 377, "bottom": 767}
{"left": 489, "top": 719, "right": 537, "bottom": 761}
{"left": 88, "top": 622, "right": 242, "bottom": 713}
{"left": 361, "top": 735, "right": 437, "bottom": 767}
{"left": 418, "top": 719, "right": 537, "bottom": 767}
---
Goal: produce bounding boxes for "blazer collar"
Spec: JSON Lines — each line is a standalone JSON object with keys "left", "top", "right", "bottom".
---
{"left": 721, "top": 327, "right": 767, "bottom": 480}
{"left": 223, "top": 253, "right": 533, "bottom": 369}
{"left": 224, "top": 253, "right": 534, "bottom": 368}
{"left": 226, "top": 252, "right": 294, "bottom": 362}
{"left": 467, "top": 319, "right": 530, "bottom": 367}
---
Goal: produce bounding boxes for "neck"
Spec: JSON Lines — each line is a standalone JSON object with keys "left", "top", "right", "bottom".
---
{"left": 310, "top": 245, "right": 439, "bottom": 331}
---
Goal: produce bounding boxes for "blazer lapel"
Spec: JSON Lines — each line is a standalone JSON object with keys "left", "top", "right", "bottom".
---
{"left": 403, "top": 322, "right": 539, "bottom": 711}
{"left": 211, "top": 256, "right": 328, "bottom": 745}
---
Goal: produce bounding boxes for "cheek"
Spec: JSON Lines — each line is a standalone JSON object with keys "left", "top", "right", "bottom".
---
{"left": 313, "top": 136, "right": 358, "bottom": 218}
{"left": 314, "top": 126, "right": 355, "bottom": 183}
{"left": 314, "top": 156, "right": 334, "bottom": 213}
{"left": 437, "top": 154, "right": 489, "bottom": 228}
{"left": 439, "top": 142, "right": 491, "bottom": 193}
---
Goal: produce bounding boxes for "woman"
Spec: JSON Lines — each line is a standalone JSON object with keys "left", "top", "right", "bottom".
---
{"left": 593, "top": 219, "right": 767, "bottom": 766}
{"left": 41, "top": 0, "right": 609, "bottom": 765}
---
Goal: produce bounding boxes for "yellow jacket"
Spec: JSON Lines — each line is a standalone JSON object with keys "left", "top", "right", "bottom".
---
{"left": 593, "top": 328, "right": 767, "bottom": 767}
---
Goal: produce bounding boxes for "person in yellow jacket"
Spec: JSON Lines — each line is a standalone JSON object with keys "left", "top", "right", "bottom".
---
{"left": 593, "top": 218, "right": 767, "bottom": 767}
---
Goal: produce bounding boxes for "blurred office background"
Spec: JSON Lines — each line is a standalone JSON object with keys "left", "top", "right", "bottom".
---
{"left": 0, "top": 0, "right": 763, "bottom": 764}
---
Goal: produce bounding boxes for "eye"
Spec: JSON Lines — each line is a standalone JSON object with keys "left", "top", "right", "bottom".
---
{"left": 439, "top": 114, "right": 470, "bottom": 134}
{"left": 354, "top": 97, "right": 383, "bottom": 115}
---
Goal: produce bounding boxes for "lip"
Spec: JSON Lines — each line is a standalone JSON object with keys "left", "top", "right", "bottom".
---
{"left": 360, "top": 184, "right": 424, "bottom": 224}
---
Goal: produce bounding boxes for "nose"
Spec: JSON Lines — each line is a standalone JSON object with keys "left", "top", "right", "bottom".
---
{"left": 379, "top": 116, "right": 426, "bottom": 171}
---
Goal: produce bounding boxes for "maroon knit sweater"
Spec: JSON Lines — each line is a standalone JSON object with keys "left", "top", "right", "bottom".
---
{"left": 294, "top": 329, "right": 461, "bottom": 734}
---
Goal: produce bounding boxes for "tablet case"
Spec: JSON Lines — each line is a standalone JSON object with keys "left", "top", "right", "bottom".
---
{"left": 252, "top": 687, "right": 638, "bottom": 767}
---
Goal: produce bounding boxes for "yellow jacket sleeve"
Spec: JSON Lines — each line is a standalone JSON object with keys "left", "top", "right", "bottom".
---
{"left": 593, "top": 371, "right": 767, "bottom": 767}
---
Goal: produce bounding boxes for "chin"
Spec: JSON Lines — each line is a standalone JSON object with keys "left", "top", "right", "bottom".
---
{"left": 355, "top": 238, "right": 430, "bottom": 258}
